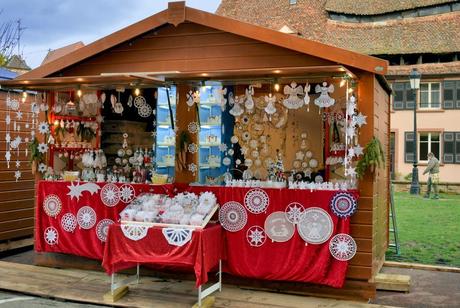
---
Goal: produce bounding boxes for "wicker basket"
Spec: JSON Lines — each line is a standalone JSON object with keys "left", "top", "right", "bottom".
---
{"left": 151, "top": 173, "right": 168, "bottom": 184}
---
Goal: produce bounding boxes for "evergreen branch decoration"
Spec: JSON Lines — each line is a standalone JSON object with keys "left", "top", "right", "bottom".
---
{"left": 356, "top": 137, "right": 385, "bottom": 178}
{"left": 28, "top": 137, "right": 44, "bottom": 163}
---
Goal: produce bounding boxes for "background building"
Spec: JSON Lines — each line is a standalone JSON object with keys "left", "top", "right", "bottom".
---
{"left": 217, "top": 0, "right": 460, "bottom": 183}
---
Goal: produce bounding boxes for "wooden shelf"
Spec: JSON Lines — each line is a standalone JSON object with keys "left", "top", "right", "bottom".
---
{"left": 53, "top": 115, "right": 97, "bottom": 121}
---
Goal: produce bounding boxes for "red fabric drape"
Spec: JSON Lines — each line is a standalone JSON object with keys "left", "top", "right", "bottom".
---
{"left": 102, "top": 223, "right": 222, "bottom": 287}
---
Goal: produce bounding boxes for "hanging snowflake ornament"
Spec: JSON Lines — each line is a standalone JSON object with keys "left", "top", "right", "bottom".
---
{"left": 119, "top": 184, "right": 135, "bottom": 203}
{"left": 38, "top": 122, "right": 49, "bottom": 135}
{"left": 61, "top": 213, "right": 77, "bottom": 233}
{"left": 246, "top": 225, "right": 266, "bottom": 247}
{"left": 14, "top": 170, "right": 21, "bottom": 181}
{"left": 347, "top": 96, "right": 357, "bottom": 115}
{"left": 44, "top": 227, "right": 58, "bottom": 245}
{"left": 330, "top": 192, "right": 358, "bottom": 218}
{"left": 218, "top": 143, "right": 228, "bottom": 152}
{"left": 100, "top": 183, "right": 120, "bottom": 207}
{"left": 285, "top": 202, "right": 305, "bottom": 224}
{"left": 187, "top": 122, "right": 199, "bottom": 134}
{"left": 347, "top": 147, "right": 355, "bottom": 158}
{"left": 345, "top": 166, "right": 357, "bottom": 178}
{"left": 5, "top": 114, "right": 11, "bottom": 125}
{"left": 38, "top": 143, "right": 48, "bottom": 154}
{"left": 77, "top": 206, "right": 97, "bottom": 229}
{"left": 96, "top": 219, "right": 114, "bottom": 242}
{"left": 219, "top": 201, "right": 248, "bottom": 232}
{"left": 264, "top": 211, "right": 295, "bottom": 242}
{"left": 354, "top": 145, "right": 364, "bottom": 157}
{"left": 354, "top": 112, "right": 367, "bottom": 128}
{"left": 314, "top": 82, "right": 335, "bottom": 108}
{"left": 121, "top": 223, "right": 149, "bottom": 241}
{"left": 162, "top": 228, "right": 193, "bottom": 247}
{"left": 188, "top": 163, "right": 197, "bottom": 175}
{"left": 43, "top": 194, "right": 62, "bottom": 218}
{"left": 15, "top": 111, "right": 23, "bottom": 120}
{"left": 244, "top": 188, "right": 269, "bottom": 214}
{"left": 188, "top": 143, "right": 198, "bottom": 154}
{"left": 138, "top": 104, "right": 152, "bottom": 118}
{"left": 329, "top": 233, "right": 357, "bottom": 261}
{"left": 38, "top": 163, "right": 47, "bottom": 173}
{"left": 297, "top": 207, "right": 333, "bottom": 244}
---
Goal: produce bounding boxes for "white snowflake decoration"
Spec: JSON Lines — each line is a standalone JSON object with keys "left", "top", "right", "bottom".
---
{"left": 14, "top": 170, "right": 21, "bottom": 181}
{"left": 5, "top": 115, "right": 10, "bottom": 125}
{"left": 187, "top": 122, "right": 199, "bottom": 134}
{"left": 244, "top": 188, "right": 269, "bottom": 214}
{"left": 188, "top": 143, "right": 198, "bottom": 154}
{"left": 67, "top": 182, "right": 101, "bottom": 201}
{"left": 96, "top": 219, "right": 114, "bottom": 242}
{"left": 354, "top": 145, "right": 364, "bottom": 157}
{"left": 38, "top": 122, "right": 49, "bottom": 134}
{"left": 188, "top": 163, "right": 197, "bottom": 175}
{"left": 329, "top": 233, "right": 357, "bottom": 261}
{"left": 345, "top": 166, "right": 357, "bottom": 178}
{"left": 61, "top": 213, "right": 77, "bottom": 233}
{"left": 285, "top": 202, "right": 305, "bottom": 224}
{"left": 121, "top": 223, "right": 149, "bottom": 241}
{"left": 5, "top": 151, "right": 11, "bottom": 168}
{"left": 38, "top": 143, "right": 48, "bottom": 154}
{"left": 218, "top": 143, "right": 228, "bottom": 152}
{"left": 246, "top": 225, "right": 266, "bottom": 247}
{"left": 100, "top": 183, "right": 120, "bottom": 207}
{"left": 354, "top": 112, "right": 367, "bottom": 128}
{"left": 77, "top": 206, "right": 97, "bottom": 229}
{"left": 162, "top": 228, "right": 193, "bottom": 247}
{"left": 119, "top": 184, "right": 135, "bottom": 203}
{"left": 44, "top": 227, "right": 58, "bottom": 245}
{"left": 38, "top": 163, "right": 47, "bottom": 173}
{"left": 15, "top": 111, "right": 23, "bottom": 120}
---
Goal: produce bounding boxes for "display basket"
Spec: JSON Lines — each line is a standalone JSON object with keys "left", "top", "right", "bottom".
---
{"left": 151, "top": 173, "right": 168, "bottom": 184}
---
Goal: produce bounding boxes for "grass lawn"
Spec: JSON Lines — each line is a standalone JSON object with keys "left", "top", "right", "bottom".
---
{"left": 385, "top": 192, "right": 460, "bottom": 267}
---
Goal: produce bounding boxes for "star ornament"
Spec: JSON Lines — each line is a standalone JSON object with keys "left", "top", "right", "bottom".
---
{"left": 354, "top": 145, "right": 364, "bottom": 157}
{"left": 347, "top": 147, "right": 355, "bottom": 158}
{"left": 346, "top": 166, "right": 357, "bottom": 178}
{"left": 354, "top": 112, "right": 367, "bottom": 127}
{"left": 346, "top": 102, "right": 356, "bottom": 116}
{"left": 15, "top": 111, "right": 23, "bottom": 120}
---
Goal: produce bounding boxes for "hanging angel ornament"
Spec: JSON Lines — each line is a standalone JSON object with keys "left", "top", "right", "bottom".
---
{"left": 244, "top": 86, "right": 255, "bottom": 111}
{"left": 229, "top": 95, "right": 244, "bottom": 117}
{"left": 283, "top": 82, "right": 304, "bottom": 109}
{"left": 304, "top": 83, "right": 311, "bottom": 111}
{"left": 264, "top": 94, "right": 277, "bottom": 120}
{"left": 216, "top": 87, "right": 227, "bottom": 111}
{"left": 315, "top": 82, "right": 335, "bottom": 109}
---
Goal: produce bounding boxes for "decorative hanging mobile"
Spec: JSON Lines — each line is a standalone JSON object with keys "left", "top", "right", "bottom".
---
{"left": 283, "top": 82, "right": 304, "bottom": 109}
{"left": 314, "top": 82, "right": 335, "bottom": 110}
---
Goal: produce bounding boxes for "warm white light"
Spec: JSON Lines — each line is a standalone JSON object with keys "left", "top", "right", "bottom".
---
{"left": 273, "top": 70, "right": 281, "bottom": 74}
{"left": 340, "top": 79, "right": 346, "bottom": 87}
{"left": 77, "top": 89, "right": 82, "bottom": 97}
{"left": 201, "top": 73, "right": 208, "bottom": 76}
{"left": 274, "top": 83, "right": 280, "bottom": 92}
{"left": 348, "top": 88, "right": 354, "bottom": 94}
{"left": 134, "top": 88, "right": 140, "bottom": 96}
{"left": 22, "top": 91, "right": 27, "bottom": 99}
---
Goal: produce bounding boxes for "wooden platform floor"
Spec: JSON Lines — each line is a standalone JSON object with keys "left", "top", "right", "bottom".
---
{"left": 0, "top": 261, "right": 391, "bottom": 308}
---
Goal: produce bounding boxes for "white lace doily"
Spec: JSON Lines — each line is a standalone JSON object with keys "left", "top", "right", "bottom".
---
{"left": 77, "top": 206, "right": 97, "bottom": 229}
{"left": 121, "top": 223, "right": 149, "bottom": 241}
{"left": 43, "top": 194, "right": 62, "bottom": 218}
{"left": 134, "top": 96, "right": 146, "bottom": 108}
{"left": 246, "top": 225, "right": 266, "bottom": 247}
{"left": 187, "top": 122, "right": 199, "bottom": 134}
{"left": 61, "top": 213, "right": 77, "bottom": 233}
{"left": 330, "top": 192, "right": 357, "bottom": 218}
{"left": 285, "top": 202, "right": 305, "bottom": 224}
{"left": 244, "top": 189, "right": 269, "bottom": 214}
{"left": 96, "top": 219, "right": 114, "bottom": 242}
{"left": 329, "top": 233, "right": 357, "bottom": 261}
{"left": 219, "top": 201, "right": 247, "bottom": 232}
{"left": 100, "top": 183, "right": 120, "bottom": 207}
{"left": 138, "top": 104, "right": 152, "bottom": 118}
{"left": 264, "top": 211, "right": 295, "bottom": 242}
{"left": 297, "top": 207, "right": 333, "bottom": 244}
{"left": 44, "top": 227, "right": 58, "bottom": 245}
{"left": 119, "top": 184, "right": 135, "bottom": 203}
{"left": 162, "top": 228, "right": 193, "bottom": 246}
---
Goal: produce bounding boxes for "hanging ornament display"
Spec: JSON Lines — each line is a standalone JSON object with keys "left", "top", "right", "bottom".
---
{"left": 96, "top": 219, "right": 114, "bottom": 242}
{"left": 188, "top": 163, "right": 197, "bottom": 176}
{"left": 61, "top": 213, "right": 78, "bottom": 233}
{"left": 264, "top": 211, "right": 295, "bottom": 242}
{"left": 162, "top": 228, "right": 193, "bottom": 247}
{"left": 244, "top": 86, "right": 255, "bottom": 111}
{"left": 218, "top": 143, "right": 228, "bottom": 152}
{"left": 187, "top": 122, "right": 199, "bottom": 134}
{"left": 297, "top": 207, "right": 333, "bottom": 244}
{"left": 330, "top": 192, "right": 358, "bottom": 218}
{"left": 38, "top": 163, "right": 47, "bottom": 173}
{"left": 138, "top": 104, "right": 152, "bottom": 118}
{"left": 37, "top": 143, "right": 48, "bottom": 154}
{"left": 222, "top": 157, "right": 231, "bottom": 166}
{"left": 314, "top": 82, "right": 335, "bottom": 108}
{"left": 119, "top": 184, "right": 135, "bottom": 203}
{"left": 134, "top": 95, "right": 146, "bottom": 108}
{"left": 285, "top": 202, "right": 305, "bottom": 224}
{"left": 38, "top": 122, "right": 49, "bottom": 134}
{"left": 244, "top": 188, "right": 269, "bottom": 214}
{"left": 246, "top": 225, "right": 266, "bottom": 247}
{"left": 304, "top": 83, "right": 311, "bottom": 111}
{"left": 44, "top": 227, "right": 59, "bottom": 246}
{"left": 329, "top": 233, "right": 357, "bottom": 261}
{"left": 100, "top": 183, "right": 120, "bottom": 207}
{"left": 283, "top": 82, "right": 304, "bottom": 109}
{"left": 67, "top": 182, "right": 101, "bottom": 201}
{"left": 77, "top": 206, "right": 97, "bottom": 229}
{"left": 121, "top": 223, "right": 149, "bottom": 241}
{"left": 43, "top": 194, "right": 62, "bottom": 218}
{"left": 229, "top": 95, "right": 244, "bottom": 117}
{"left": 264, "top": 94, "right": 277, "bottom": 119}
{"left": 188, "top": 143, "right": 198, "bottom": 154}
{"left": 216, "top": 87, "right": 227, "bottom": 111}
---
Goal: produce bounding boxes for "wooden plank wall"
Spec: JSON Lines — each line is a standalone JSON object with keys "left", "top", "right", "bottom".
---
{"left": 55, "top": 22, "right": 333, "bottom": 77}
{"left": 0, "top": 90, "right": 36, "bottom": 241}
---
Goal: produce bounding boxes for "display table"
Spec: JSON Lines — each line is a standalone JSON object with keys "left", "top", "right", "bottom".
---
{"left": 35, "top": 180, "right": 174, "bottom": 260}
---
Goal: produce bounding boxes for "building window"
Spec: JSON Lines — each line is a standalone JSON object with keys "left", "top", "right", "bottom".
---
{"left": 443, "top": 80, "right": 460, "bottom": 109}
{"left": 420, "top": 82, "right": 441, "bottom": 109}
{"left": 392, "top": 82, "right": 414, "bottom": 110}
{"left": 289, "top": 0, "right": 297, "bottom": 4}
{"left": 443, "top": 132, "right": 460, "bottom": 164}
{"left": 419, "top": 132, "right": 440, "bottom": 162}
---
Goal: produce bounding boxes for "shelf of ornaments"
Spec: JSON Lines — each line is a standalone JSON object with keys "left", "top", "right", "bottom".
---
{"left": 156, "top": 143, "right": 175, "bottom": 147}
{"left": 52, "top": 115, "right": 98, "bottom": 122}
{"left": 200, "top": 164, "right": 221, "bottom": 169}
{"left": 199, "top": 143, "right": 221, "bottom": 148}
{"left": 50, "top": 145, "right": 99, "bottom": 152}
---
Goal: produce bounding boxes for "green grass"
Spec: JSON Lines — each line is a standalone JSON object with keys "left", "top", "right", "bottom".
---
{"left": 386, "top": 192, "right": 460, "bottom": 267}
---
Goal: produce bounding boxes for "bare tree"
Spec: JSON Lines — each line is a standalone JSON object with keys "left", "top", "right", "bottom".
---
{"left": 0, "top": 10, "right": 22, "bottom": 66}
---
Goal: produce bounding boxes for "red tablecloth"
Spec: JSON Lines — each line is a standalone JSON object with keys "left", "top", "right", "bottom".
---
{"left": 35, "top": 181, "right": 174, "bottom": 260}
{"left": 186, "top": 186, "right": 357, "bottom": 288}
{"left": 102, "top": 224, "right": 222, "bottom": 287}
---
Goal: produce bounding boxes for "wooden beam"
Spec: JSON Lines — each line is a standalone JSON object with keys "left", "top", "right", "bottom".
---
{"left": 103, "top": 286, "right": 129, "bottom": 303}
{"left": 168, "top": 1, "right": 186, "bottom": 26}
{"left": 384, "top": 261, "right": 460, "bottom": 273}
{"left": 0, "top": 237, "right": 33, "bottom": 252}
{"left": 374, "top": 273, "right": 410, "bottom": 292}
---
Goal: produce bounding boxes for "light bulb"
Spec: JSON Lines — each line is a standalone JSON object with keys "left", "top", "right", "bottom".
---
{"left": 134, "top": 88, "right": 140, "bottom": 96}
{"left": 22, "top": 91, "right": 27, "bottom": 99}
{"left": 348, "top": 88, "right": 354, "bottom": 94}
{"left": 274, "top": 83, "right": 280, "bottom": 92}
{"left": 340, "top": 79, "right": 346, "bottom": 87}
{"left": 77, "top": 89, "right": 82, "bottom": 97}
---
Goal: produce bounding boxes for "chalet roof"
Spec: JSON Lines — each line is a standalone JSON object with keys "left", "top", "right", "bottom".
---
{"left": 324, "top": 0, "right": 457, "bottom": 15}
{"left": 41, "top": 42, "right": 85, "bottom": 66}
{"left": 15, "top": 1, "right": 386, "bottom": 81}
{"left": 387, "top": 61, "right": 460, "bottom": 77}
{"left": 6, "top": 55, "right": 31, "bottom": 70}
{"left": 217, "top": 0, "right": 460, "bottom": 55}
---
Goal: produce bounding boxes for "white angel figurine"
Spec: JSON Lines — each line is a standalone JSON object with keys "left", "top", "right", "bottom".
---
{"left": 304, "top": 83, "right": 311, "bottom": 111}
{"left": 283, "top": 82, "right": 304, "bottom": 109}
{"left": 264, "top": 94, "right": 277, "bottom": 119}
{"left": 216, "top": 87, "right": 227, "bottom": 111}
{"left": 244, "top": 86, "right": 255, "bottom": 111}
{"left": 314, "top": 82, "right": 335, "bottom": 109}
{"left": 229, "top": 95, "right": 244, "bottom": 117}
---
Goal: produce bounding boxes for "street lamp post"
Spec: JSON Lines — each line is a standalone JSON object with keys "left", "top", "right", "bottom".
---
{"left": 409, "top": 68, "right": 421, "bottom": 195}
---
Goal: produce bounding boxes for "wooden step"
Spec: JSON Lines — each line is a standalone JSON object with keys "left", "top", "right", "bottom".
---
{"left": 374, "top": 273, "right": 410, "bottom": 292}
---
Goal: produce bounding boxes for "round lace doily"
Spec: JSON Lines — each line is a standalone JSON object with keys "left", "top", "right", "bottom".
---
{"left": 61, "top": 213, "right": 77, "bottom": 233}
{"left": 44, "top": 226, "right": 58, "bottom": 245}
{"left": 264, "top": 211, "right": 294, "bottom": 242}
{"left": 330, "top": 192, "right": 357, "bottom": 218}
{"left": 297, "top": 207, "right": 333, "bottom": 244}
{"left": 77, "top": 206, "right": 97, "bottom": 229}
{"left": 219, "top": 201, "right": 247, "bottom": 232}
{"left": 96, "top": 219, "right": 114, "bottom": 242}
{"left": 246, "top": 225, "right": 266, "bottom": 247}
{"left": 43, "top": 194, "right": 62, "bottom": 218}
{"left": 329, "top": 233, "right": 357, "bottom": 261}
{"left": 244, "top": 188, "right": 269, "bottom": 214}
{"left": 100, "top": 183, "right": 120, "bottom": 207}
